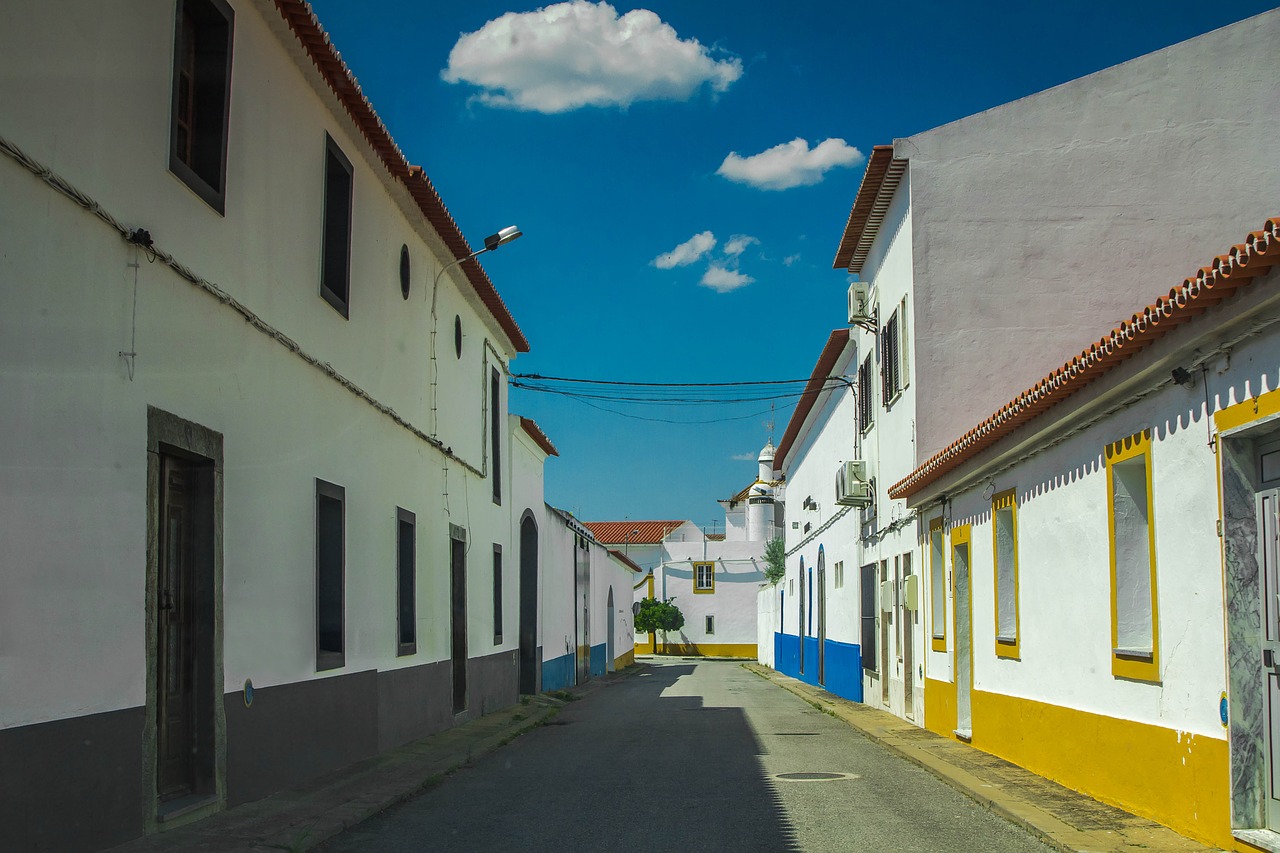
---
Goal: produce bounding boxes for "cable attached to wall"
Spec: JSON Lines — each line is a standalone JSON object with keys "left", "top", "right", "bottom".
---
{"left": 0, "top": 131, "right": 486, "bottom": 476}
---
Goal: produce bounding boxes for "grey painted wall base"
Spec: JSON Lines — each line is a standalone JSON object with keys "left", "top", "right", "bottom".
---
{"left": 2, "top": 651, "right": 523, "bottom": 850}
{"left": 377, "top": 659, "right": 454, "bottom": 752}
{"left": 0, "top": 706, "right": 146, "bottom": 853}
{"left": 224, "top": 670, "right": 379, "bottom": 806}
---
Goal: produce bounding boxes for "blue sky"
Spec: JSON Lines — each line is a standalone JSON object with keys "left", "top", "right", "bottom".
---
{"left": 308, "top": 0, "right": 1275, "bottom": 528}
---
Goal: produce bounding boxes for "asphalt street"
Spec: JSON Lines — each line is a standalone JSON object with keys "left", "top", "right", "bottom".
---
{"left": 321, "top": 660, "right": 1057, "bottom": 852}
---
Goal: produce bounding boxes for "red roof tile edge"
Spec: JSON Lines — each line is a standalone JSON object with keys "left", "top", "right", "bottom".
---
{"left": 832, "top": 145, "right": 905, "bottom": 273}
{"left": 889, "top": 217, "right": 1280, "bottom": 501}
{"left": 518, "top": 416, "right": 559, "bottom": 457}
{"left": 606, "top": 550, "right": 644, "bottom": 573}
{"left": 774, "top": 329, "right": 852, "bottom": 471}
{"left": 273, "top": 0, "right": 529, "bottom": 354}
{"left": 583, "top": 520, "right": 689, "bottom": 544}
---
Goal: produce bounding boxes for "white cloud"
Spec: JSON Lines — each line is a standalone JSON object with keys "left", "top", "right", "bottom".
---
{"left": 783, "top": 253, "right": 801, "bottom": 266}
{"left": 653, "top": 231, "right": 716, "bottom": 269}
{"left": 722, "top": 234, "right": 759, "bottom": 257}
{"left": 441, "top": 2, "right": 743, "bottom": 113}
{"left": 731, "top": 451, "right": 757, "bottom": 461}
{"left": 716, "top": 137, "right": 864, "bottom": 190}
{"left": 701, "top": 265, "right": 754, "bottom": 293}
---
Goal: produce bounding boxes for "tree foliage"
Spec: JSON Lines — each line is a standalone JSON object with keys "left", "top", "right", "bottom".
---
{"left": 634, "top": 596, "right": 685, "bottom": 635}
{"left": 764, "top": 536, "right": 786, "bottom": 585}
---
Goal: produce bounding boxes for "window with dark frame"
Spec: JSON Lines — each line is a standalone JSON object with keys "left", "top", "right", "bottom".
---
{"left": 315, "top": 479, "right": 345, "bottom": 671}
{"left": 860, "top": 563, "right": 877, "bottom": 672}
{"left": 881, "top": 309, "right": 901, "bottom": 404}
{"left": 491, "top": 368, "right": 502, "bottom": 505}
{"left": 705, "top": 615, "right": 715, "bottom": 635}
{"left": 320, "top": 134, "right": 354, "bottom": 317}
{"left": 396, "top": 507, "right": 416, "bottom": 656}
{"left": 168, "top": 0, "right": 234, "bottom": 214}
{"left": 857, "top": 353, "right": 874, "bottom": 432}
{"left": 492, "top": 544, "right": 503, "bottom": 644}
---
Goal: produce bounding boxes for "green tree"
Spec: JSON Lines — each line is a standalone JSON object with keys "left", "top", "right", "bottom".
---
{"left": 634, "top": 597, "right": 685, "bottom": 654}
{"left": 764, "top": 536, "right": 786, "bottom": 585}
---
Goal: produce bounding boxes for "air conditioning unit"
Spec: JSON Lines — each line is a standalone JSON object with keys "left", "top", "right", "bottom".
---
{"left": 848, "top": 281, "right": 872, "bottom": 324}
{"left": 835, "top": 460, "right": 872, "bottom": 507}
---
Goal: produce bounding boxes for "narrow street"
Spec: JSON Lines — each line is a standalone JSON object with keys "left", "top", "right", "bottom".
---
{"left": 321, "top": 661, "right": 1056, "bottom": 852}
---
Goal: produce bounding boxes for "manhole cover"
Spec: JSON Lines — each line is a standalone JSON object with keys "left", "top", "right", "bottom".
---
{"left": 774, "top": 772, "right": 858, "bottom": 782}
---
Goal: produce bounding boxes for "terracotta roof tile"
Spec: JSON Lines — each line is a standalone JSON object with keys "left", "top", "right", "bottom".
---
{"left": 774, "top": 329, "right": 852, "bottom": 471}
{"left": 889, "top": 216, "right": 1280, "bottom": 500}
{"left": 272, "top": 0, "right": 529, "bottom": 353}
{"left": 583, "top": 521, "right": 688, "bottom": 545}
{"left": 832, "top": 146, "right": 908, "bottom": 273}
{"left": 517, "top": 416, "right": 558, "bottom": 457}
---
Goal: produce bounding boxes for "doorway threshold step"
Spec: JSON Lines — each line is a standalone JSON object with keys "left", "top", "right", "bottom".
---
{"left": 1236, "top": 829, "right": 1280, "bottom": 852}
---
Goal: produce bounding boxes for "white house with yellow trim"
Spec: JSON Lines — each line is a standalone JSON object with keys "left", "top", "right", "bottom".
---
{"left": 892, "top": 218, "right": 1279, "bottom": 850}
{"left": 759, "top": 8, "right": 1280, "bottom": 733}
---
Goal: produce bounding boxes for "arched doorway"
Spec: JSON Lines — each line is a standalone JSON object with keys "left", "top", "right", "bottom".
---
{"left": 519, "top": 512, "right": 539, "bottom": 694}
{"left": 606, "top": 586, "right": 615, "bottom": 672}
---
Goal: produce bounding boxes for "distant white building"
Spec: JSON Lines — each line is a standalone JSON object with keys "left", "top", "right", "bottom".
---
{"left": 589, "top": 442, "right": 780, "bottom": 659}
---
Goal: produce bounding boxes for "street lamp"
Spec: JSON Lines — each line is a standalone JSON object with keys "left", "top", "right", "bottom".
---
{"left": 623, "top": 528, "right": 640, "bottom": 557}
{"left": 429, "top": 226, "right": 523, "bottom": 436}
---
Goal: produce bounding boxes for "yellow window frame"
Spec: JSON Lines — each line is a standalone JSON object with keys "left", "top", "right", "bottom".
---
{"left": 991, "top": 489, "right": 1020, "bottom": 660}
{"left": 1105, "top": 429, "right": 1160, "bottom": 682}
{"left": 693, "top": 561, "right": 715, "bottom": 594}
{"left": 929, "top": 517, "right": 947, "bottom": 652}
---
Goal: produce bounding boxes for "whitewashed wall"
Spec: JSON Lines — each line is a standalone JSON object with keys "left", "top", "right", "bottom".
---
{"left": 0, "top": 0, "right": 520, "bottom": 727}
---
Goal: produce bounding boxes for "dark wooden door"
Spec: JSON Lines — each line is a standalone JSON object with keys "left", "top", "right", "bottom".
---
{"left": 157, "top": 455, "right": 196, "bottom": 801}
{"left": 451, "top": 536, "right": 467, "bottom": 714}
{"left": 518, "top": 517, "right": 538, "bottom": 694}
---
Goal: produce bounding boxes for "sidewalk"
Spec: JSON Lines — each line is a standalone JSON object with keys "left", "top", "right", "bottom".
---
{"left": 743, "top": 663, "right": 1218, "bottom": 853}
{"left": 109, "top": 674, "right": 627, "bottom": 853}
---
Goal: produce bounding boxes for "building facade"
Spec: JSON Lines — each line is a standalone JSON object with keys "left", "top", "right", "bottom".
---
{"left": 0, "top": 1, "right": 538, "bottom": 849}
{"left": 896, "top": 219, "right": 1278, "bottom": 850}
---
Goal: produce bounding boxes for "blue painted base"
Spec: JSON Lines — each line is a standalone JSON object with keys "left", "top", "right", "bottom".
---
{"left": 589, "top": 643, "right": 607, "bottom": 678}
{"left": 773, "top": 632, "right": 863, "bottom": 702}
{"left": 541, "top": 653, "right": 574, "bottom": 693}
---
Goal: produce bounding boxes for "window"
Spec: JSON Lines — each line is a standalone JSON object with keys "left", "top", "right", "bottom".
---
{"left": 860, "top": 563, "right": 877, "bottom": 671}
{"left": 1106, "top": 429, "right": 1159, "bottom": 681}
{"left": 898, "top": 296, "right": 910, "bottom": 389}
{"left": 169, "top": 0, "right": 234, "bottom": 213}
{"left": 396, "top": 508, "right": 416, "bottom": 656}
{"left": 705, "top": 615, "right": 715, "bottom": 635}
{"left": 857, "top": 353, "right": 874, "bottom": 432}
{"left": 320, "top": 134, "right": 354, "bottom": 317}
{"left": 834, "top": 561, "right": 844, "bottom": 589}
{"left": 881, "top": 308, "right": 901, "bottom": 403}
{"left": 315, "top": 480, "right": 345, "bottom": 671}
{"left": 491, "top": 368, "right": 502, "bottom": 505}
{"left": 992, "top": 489, "right": 1020, "bottom": 659}
{"left": 694, "top": 561, "right": 715, "bottom": 593}
{"left": 492, "top": 544, "right": 503, "bottom": 644}
{"left": 930, "top": 518, "right": 946, "bottom": 651}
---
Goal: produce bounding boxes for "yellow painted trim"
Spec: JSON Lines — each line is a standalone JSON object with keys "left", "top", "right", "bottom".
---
{"left": 614, "top": 650, "right": 635, "bottom": 670}
{"left": 970, "top": 689, "right": 1230, "bottom": 848}
{"left": 693, "top": 561, "right": 715, "bottom": 594}
{"left": 923, "top": 676, "right": 957, "bottom": 737}
{"left": 1105, "top": 429, "right": 1160, "bottom": 682}
{"left": 991, "top": 489, "right": 1021, "bottom": 660}
{"left": 653, "top": 642, "right": 756, "bottom": 658}
{"left": 1213, "top": 385, "right": 1280, "bottom": 434}
{"left": 929, "top": 516, "right": 947, "bottom": 652}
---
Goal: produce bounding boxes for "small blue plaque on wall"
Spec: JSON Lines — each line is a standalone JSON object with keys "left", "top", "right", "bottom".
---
{"left": 1220, "top": 691, "right": 1229, "bottom": 727}
{"left": 244, "top": 679, "right": 255, "bottom": 708}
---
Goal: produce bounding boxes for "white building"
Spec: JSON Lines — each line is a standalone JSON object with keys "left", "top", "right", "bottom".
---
{"left": 761, "top": 7, "right": 1279, "bottom": 731}
{"left": 589, "top": 445, "right": 779, "bottom": 659}
{"left": 540, "top": 507, "right": 638, "bottom": 691}
{"left": 0, "top": 1, "right": 542, "bottom": 849}
{"left": 894, "top": 218, "right": 1278, "bottom": 850}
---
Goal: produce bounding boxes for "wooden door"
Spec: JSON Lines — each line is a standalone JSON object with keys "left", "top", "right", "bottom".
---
{"left": 451, "top": 535, "right": 467, "bottom": 714}
{"left": 157, "top": 455, "right": 196, "bottom": 801}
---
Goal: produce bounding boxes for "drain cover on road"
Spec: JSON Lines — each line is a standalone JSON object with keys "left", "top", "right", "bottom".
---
{"left": 774, "top": 772, "right": 859, "bottom": 782}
